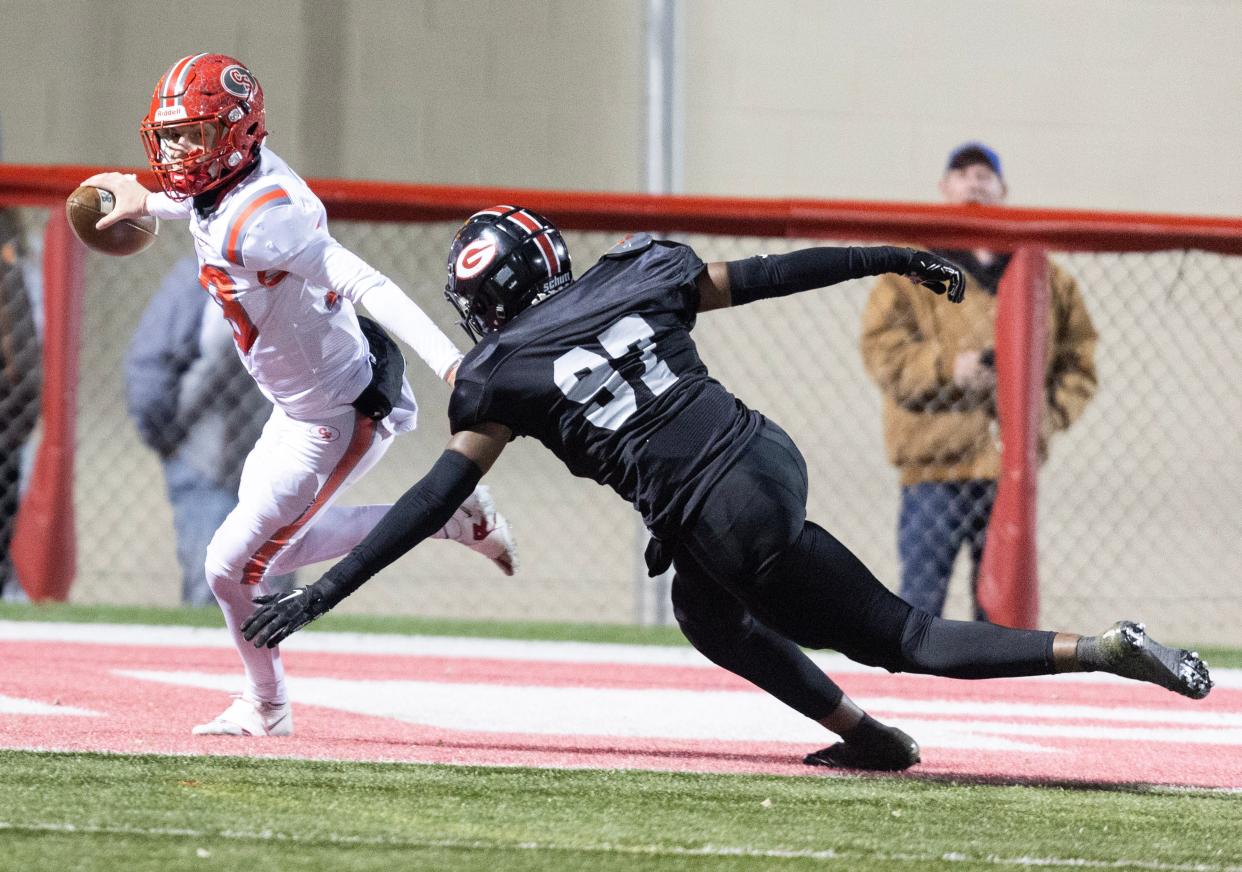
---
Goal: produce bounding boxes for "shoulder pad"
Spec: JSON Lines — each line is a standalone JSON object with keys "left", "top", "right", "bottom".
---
{"left": 458, "top": 333, "right": 502, "bottom": 375}
{"left": 221, "top": 181, "right": 317, "bottom": 270}
{"left": 602, "top": 233, "right": 655, "bottom": 259}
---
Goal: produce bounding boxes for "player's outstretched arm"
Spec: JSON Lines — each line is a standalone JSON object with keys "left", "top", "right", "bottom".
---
{"left": 696, "top": 246, "right": 965, "bottom": 312}
{"left": 240, "top": 422, "right": 512, "bottom": 648}
{"left": 285, "top": 238, "right": 464, "bottom": 383}
{"left": 359, "top": 279, "right": 465, "bottom": 384}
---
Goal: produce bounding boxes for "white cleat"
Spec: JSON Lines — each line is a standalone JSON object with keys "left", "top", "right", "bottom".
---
{"left": 191, "top": 695, "right": 293, "bottom": 737}
{"left": 444, "top": 485, "right": 519, "bottom": 576}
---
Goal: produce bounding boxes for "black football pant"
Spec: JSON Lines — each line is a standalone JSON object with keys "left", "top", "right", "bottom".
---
{"left": 669, "top": 419, "right": 1057, "bottom": 722}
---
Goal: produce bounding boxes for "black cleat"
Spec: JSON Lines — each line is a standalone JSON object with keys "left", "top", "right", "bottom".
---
{"left": 1095, "top": 621, "right": 1213, "bottom": 700}
{"left": 804, "top": 724, "right": 921, "bottom": 772}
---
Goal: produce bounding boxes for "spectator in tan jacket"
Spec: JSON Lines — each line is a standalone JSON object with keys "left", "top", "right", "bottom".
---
{"left": 861, "top": 142, "right": 1098, "bottom": 620}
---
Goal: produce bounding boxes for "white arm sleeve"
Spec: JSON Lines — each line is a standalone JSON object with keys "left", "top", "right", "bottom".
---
{"left": 359, "top": 280, "right": 465, "bottom": 380}
{"left": 283, "top": 233, "right": 464, "bottom": 381}
{"left": 144, "top": 191, "right": 192, "bottom": 221}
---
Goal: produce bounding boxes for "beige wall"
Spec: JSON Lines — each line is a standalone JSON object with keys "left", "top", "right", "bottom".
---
{"left": 1, "top": 0, "right": 1238, "bottom": 215}
{"left": 683, "top": 0, "right": 1242, "bottom": 214}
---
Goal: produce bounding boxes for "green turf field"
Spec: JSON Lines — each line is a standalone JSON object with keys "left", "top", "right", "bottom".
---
{"left": 1, "top": 751, "right": 1239, "bottom": 872}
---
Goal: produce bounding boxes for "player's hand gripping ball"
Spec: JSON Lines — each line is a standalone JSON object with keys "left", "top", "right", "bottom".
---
{"left": 65, "top": 185, "right": 159, "bottom": 256}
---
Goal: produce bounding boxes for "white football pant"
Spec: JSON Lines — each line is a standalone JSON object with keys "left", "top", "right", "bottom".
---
{"left": 204, "top": 403, "right": 407, "bottom": 704}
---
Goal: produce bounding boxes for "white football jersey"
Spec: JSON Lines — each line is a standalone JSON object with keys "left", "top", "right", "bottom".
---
{"left": 153, "top": 148, "right": 376, "bottom": 420}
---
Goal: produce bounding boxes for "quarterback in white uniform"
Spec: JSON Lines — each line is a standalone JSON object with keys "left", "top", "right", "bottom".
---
{"left": 85, "top": 53, "right": 517, "bottom": 737}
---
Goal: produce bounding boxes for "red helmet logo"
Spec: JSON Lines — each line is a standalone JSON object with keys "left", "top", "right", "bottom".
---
{"left": 455, "top": 240, "right": 497, "bottom": 279}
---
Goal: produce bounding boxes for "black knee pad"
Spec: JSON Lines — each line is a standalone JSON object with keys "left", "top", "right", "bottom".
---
{"left": 674, "top": 604, "right": 758, "bottom": 652}
{"left": 895, "top": 607, "right": 935, "bottom": 672}
{"left": 745, "top": 521, "right": 916, "bottom": 667}
{"left": 671, "top": 574, "right": 756, "bottom": 651}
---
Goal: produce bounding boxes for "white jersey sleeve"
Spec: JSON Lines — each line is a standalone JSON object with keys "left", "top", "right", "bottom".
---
{"left": 145, "top": 191, "right": 192, "bottom": 221}
{"left": 282, "top": 232, "right": 464, "bottom": 381}
{"left": 231, "top": 196, "right": 321, "bottom": 272}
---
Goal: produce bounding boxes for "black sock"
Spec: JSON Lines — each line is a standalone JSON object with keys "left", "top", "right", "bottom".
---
{"left": 1075, "top": 635, "right": 1104, "bottom": 671}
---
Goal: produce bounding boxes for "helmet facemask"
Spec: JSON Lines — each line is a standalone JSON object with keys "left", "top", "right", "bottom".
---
{"left": 140, "top": 116, "right": 232, "bottom": 199}
{"left": 445, "top": 267, "right": 506, "bottom": 343}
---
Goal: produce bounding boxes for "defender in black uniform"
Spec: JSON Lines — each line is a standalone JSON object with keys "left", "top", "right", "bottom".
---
{"left": 244, "top": 206, "right": 1212, "bottom": 771}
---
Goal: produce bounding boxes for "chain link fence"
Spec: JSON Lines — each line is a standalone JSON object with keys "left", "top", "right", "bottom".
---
{"left": 0, "top": 208, "right": 42, "bottom": 600}
{"left": 6, "top": 206, "right": 1239, "bottom": 646}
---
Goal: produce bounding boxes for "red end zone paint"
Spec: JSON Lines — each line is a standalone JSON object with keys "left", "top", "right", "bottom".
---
{"left": 2, "top": 636, "right": 1239, "bottom": 788}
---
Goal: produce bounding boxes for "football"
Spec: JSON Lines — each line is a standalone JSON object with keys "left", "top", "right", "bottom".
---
{"left": 65, "top": 185, "right": 159, "bottom": 256}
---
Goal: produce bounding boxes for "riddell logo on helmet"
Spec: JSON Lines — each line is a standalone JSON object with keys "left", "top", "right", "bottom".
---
{"left": 456, "top": 241, "right": 497, "bottom": 279}
{"left": 220, "top": 65, "right": 255, "bottom": 98}
{"left": 154, "top": 106, "right": 189, "bottom": 122}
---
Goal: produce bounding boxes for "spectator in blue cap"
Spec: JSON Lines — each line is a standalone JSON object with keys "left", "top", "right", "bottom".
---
{"left": 944, "top": 142, "right": 1004, "bottom": 186}
{"left": 860, "top": 141, "right": 1099, "bottom": 620}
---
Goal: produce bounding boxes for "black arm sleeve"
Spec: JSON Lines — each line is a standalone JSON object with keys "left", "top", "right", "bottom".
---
{"left": 725, "top": 246, "right": 917, "bottom": 306}
{"left": 315, "top": 449, "right": 483, "bottom": 606}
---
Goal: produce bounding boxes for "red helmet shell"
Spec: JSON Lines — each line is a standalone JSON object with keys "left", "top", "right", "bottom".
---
{"left": 140, "top": 54, "right": 266, "bottom": 200}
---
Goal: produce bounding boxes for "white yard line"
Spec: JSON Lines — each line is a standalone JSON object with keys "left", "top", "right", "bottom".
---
{"left": 0, "top": 695, "right": 98, "bottom": 717}
{"left": 113, "top": 669, "right": 1242, "bottom": 747}
{"left": 860, "top": 697, "right": 1242, "bottom": 726}
{"left": 1, "top": 820, "right": 1239, "bottom": 870}
{"left": 4, "top": 620, "right": 1240, "bottom": 689}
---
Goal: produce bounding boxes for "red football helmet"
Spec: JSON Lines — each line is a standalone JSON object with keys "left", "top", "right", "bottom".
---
{"left": 140, "top": 54, "right": 267, "bottom": 200}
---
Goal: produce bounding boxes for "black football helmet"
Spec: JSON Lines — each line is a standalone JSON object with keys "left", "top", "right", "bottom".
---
{"left": 444, "top": 205, "right": 572, "bottom": 342}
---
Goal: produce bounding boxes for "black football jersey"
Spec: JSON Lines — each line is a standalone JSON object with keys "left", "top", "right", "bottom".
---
{"left": 449, "top": 235, "right": 763, "bottom": 539}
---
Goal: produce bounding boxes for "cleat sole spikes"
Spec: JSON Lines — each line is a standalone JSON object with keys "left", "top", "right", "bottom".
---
{"left": 1097, "top": 621, "right": 1213, "bottom": 701}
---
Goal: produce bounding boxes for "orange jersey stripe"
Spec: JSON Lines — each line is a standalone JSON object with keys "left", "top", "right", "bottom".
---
{"left": 241, "top": 415, "right": 377, "bottom": 585}
{"left": 223, "top": 185, "right": 291, "bottom": 266}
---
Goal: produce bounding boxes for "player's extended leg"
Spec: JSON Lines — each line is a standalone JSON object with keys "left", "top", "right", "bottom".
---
{"left": 196, "top": 407, "right": 388, "bottom": 736}
{"left": 747, "top": 520, "right": 1212, "bottom": 699}
{"left": 263, "top": 486, "right": 517, "bottom": 577}
{"left": 263, "top": 371, "right": 516, "bottom": 577}
{"left": 678, "top": 420, "right": 1210, "bottom": 765}
{"left": 670, "top": 549, "right": 920, "bottom": 771}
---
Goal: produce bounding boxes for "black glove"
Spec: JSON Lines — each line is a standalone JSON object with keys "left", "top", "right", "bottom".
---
{"left": 905, "top": 250, "right": 966, "bottom": 303}
{"left": 241, "top": 584, "right": 333, "bottom": 649}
